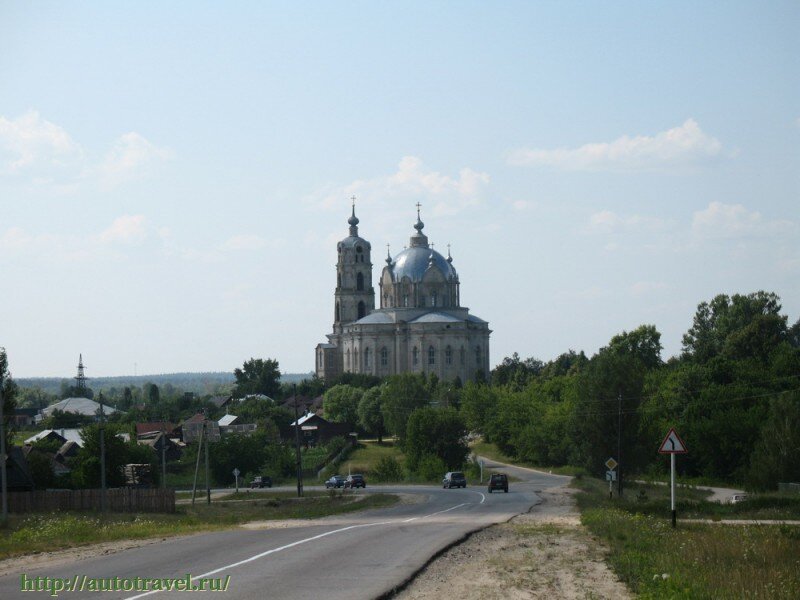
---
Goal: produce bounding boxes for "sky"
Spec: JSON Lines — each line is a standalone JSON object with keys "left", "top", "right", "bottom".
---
{"left": 1, "top": 1, "right": 798, "bottom": 378}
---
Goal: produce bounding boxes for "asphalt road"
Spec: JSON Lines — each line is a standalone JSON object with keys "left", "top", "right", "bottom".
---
{"left": 1, "top": 460, "right": 568, "bottom": 600}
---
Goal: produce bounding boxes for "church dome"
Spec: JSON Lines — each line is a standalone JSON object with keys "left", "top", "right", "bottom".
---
{"left": 390, "top": 246, "right": 456, "bottom": 282}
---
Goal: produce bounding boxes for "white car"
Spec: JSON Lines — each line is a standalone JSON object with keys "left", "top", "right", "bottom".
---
{"left": 729, "top": 493, "right": 748, "bottom": 504}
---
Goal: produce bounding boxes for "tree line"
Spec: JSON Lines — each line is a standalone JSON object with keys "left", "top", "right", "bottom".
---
{"left": 316, "top": 291, "right": 799, "bottom": 489}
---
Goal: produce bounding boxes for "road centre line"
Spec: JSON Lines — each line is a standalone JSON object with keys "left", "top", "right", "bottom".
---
{"left": 125, "top": 501, "right": 473, "bottom": 599}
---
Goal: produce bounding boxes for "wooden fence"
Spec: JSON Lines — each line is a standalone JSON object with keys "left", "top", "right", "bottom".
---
{"left": 8, "top": 488, "right": 176, "bottom": 513}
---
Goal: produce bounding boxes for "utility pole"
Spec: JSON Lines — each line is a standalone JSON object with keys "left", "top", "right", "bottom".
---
{"left": 293, "top": 383, "right": 303, "bottom": 497}
{"left": 204, "top": 418, "right": 211, "bottom": 505}
{"left": 99, "top": 393, "right": 107, "bottom": 513}
{"left": 617, "top": 392, "right": 623, "bottom": 497}
{"left": 161, "top": 417, "right": 167, "bottom": 489}
{"left": 0, "top": 383, "right": 8, "bottom": 524}
{"left": 191, "top": 416, "right": 204, "bottom": 505}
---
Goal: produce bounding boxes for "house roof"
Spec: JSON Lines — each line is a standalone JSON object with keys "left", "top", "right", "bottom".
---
{"left": 208, "top": 395, "right": 232, "bottom": 408}
{"left": 57, "top": 440, "right": 81, "bottom": 457}
{"left": 25, "top": 428, "right": 84, "bottom": 447}
{"left": 136, "top": 422, "right": 177, "bottom": 436}
{"left": 41, "top": 397, "right": 122, "bottom": 418}
{"left": 182, "top": 414, "right": 207, "bottom": 425}
{"left": 290, "top": 413, "right": 329, "bottom": 427}
{"left": 218, "top": 414, "right": 239, "bottom": 427}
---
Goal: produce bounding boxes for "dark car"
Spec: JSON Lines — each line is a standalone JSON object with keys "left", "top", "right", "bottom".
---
{"left": 442, "top": 472, "right": 467, "bottom": 489}
{"left": 344, "top": 474, "right": 366, "bottom": 489}
{"left": 250, "top": 476, "right": 272, "bottom": 489}
{"left": 325, "top": 475, "right": 346, "bottom": 489}
{"left": 488, "top": 473, "right": 508, "bottom": 493}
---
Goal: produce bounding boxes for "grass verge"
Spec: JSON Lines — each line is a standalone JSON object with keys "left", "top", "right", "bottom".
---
{"left": 0, "top": 493, "right": 398, "bottom": 561}
{"left": 470, "top": 441, "right": 586, "bottom": 476}
{"left": 574, "top": 477, "right": 800, "bottom": 598}
{"left": 337, "top": 440, "right": 406, "bottom": 477}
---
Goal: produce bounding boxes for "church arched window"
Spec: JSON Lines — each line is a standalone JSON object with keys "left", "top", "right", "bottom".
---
{"left": 358, "top": 301, "right": 366, "bottom": 319}
{"left": 460, "top": 346, "right": 465, "bottom": 366}
{"left": 445, "top": 346, "right": 452, "bottom": 365}
{"left": 475, "top": 346, "right": 482, "bottom": 365}
{"left": 337, "top": 273, "right": 341, "bottom": 288}
{"left": 357, "top": 272, "right": 364, "bottom": 291}
{"left": 345, "top": 349, "right": 350, "bottom": 369}
{"left": 335, "top": 302, "right": 340, "bottom": 322}
{"left": 403, "top": 295, "right": 409, "bottom": 307}
{"left": 428, "top": 346, "right": 435, "bottom": 366}
{"left": 365, "top": 348, "right": 371, "bottom": 369}
{"left": 432, "top": 292, "right": 438, "bottom": 307}
{"left": 412, "top": 347, "right": 418, "bottom": 366}
{"left": 354, "top": 349, "right": 359, "bottom": 371}
{"left": 380, "top": 347, "right": 388, "bottom": 367}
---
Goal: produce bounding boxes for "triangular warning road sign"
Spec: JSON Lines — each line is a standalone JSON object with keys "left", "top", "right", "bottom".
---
{"left": 658, "top": 428, "right": 688, "bottom": 454}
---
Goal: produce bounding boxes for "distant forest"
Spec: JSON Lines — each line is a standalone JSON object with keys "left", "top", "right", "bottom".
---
{"left": 17, "top": 371, "right": 313, "bottom": 397}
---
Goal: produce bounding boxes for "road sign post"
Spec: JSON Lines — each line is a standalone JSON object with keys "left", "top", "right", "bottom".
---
{"left": 605, "top": 458, "right": 618, "bottom": 498}
{"left": 233, "top": 468, "right": 240, "bottom": 493}
{"left": 658, "top": 428, "right": 688, "bottom": 528}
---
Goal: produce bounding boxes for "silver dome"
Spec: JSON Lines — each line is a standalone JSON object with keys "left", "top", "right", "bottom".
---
{"left": 389, "top": 246, "right": 457, "bottom": 282}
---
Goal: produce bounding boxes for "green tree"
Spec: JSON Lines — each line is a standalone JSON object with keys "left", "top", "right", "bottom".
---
{"left": 357, "top": 387, "right": 385, "bottom": 441}
{"left": 606, "top": 324, "right": 663, "bottom": 369}
{"left": 143, "top": 382, "right": 160, "bottom": 404}
{"left": 323, "top": 384, "right": 363, "bottom": 425}
{"left": 380, "top": 374, "right": 429, "bottom": 443}
{"left": 405, "top": 407, "right": 468, "bottom": 472}
{"left": 1, "top": 348, "right": 19, "bottom": 450}
{"left": 682, "top": 292, "right": 786, "bottom": 363}
{"left": 71, "top": 424, "right": 130, "bottom": 488}
{"left": 491, "top": 353, "right": 543, "bottom": 388}
{"left": 233, "top": 358, "right": 281, "bottom": 398}
{"left": 459, "top": 382, "right": 497, "bottom": 433}
{"left": 27, "top": 450, "right": 56, "bottom": 490}
{"left": 747, "top": 391, "right": 800, "bottom": 490}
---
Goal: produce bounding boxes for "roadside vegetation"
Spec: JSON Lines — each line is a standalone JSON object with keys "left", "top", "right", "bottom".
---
{"left": 0, "top": 493, "right": 398, "bottom": 561}
{"left": 573, "top": 476, "right": 800, "bottom": 598}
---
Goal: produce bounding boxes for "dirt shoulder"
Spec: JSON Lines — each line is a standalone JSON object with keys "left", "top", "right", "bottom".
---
{"left": 396, "top": 486, "right": 631, "bottom": 600}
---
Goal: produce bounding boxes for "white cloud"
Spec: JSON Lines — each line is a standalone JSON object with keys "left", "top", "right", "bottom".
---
{"left": 98, "top": 215, "right": 148, "bottom": 244}
{"left": 588, "top": 210, "right": 667, "bottom": 233}
{"left": 691, "top": 202, "right": 796, "bottom": 240}
{"left": 219, "top": 234, "right": 271, "bottom": 251}
{"left": 310, "top": 156, "right": 490, "bottom": 217}
{"left": 630, "top": 281, "right": 668, "bottom": 296}
{"left": 96, "top": 132, "right": 172, "bottom": 187}
{"left": 0, "top": 110, "right": 171, "bottom": 190}
{"left": 0, "top": 110, "right": 83, "bottom": 173}
{"left": 512, "top": 200, "right": 531, "bottom": 211}
{"left": 509, "top": 119, "right": 723, "bottom": 171}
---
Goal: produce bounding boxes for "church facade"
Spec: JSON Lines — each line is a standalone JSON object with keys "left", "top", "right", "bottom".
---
{"left": 315, "top": 205, "right": 491, "bottom": 383}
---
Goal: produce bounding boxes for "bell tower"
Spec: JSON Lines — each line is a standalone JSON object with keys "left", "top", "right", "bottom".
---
{"left": 333, "top": 199, "right": 375, "bottom": 334}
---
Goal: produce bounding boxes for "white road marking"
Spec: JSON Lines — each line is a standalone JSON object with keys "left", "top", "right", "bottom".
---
{"left": 125, "top": 502, "right": 473, "bottom": 599}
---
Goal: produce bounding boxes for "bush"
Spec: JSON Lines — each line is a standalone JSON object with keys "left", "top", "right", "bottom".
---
{"left": 416, "top": 454, "right": 446, "bottom": 481}
{"left": 371, "top": 456, "right": 405, "bottom": 482}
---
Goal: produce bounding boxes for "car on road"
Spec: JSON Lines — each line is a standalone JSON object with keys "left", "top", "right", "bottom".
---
{"left": 325, "top": 475, "right": 346, "bottom": 489}
{"left": 442, "top": 472, "right": 467, "bottom": 489}
{"left": 344, "top": 474, "right": 366, "bottom": 489}
{"left": 729, "top": 493, "right": 748, "bottom": 504}
{"left": 487, "top": 473, "right": 508, "bottom": 493}
{"left": 250, "top": 476, "right": 272, "bottom": 488}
